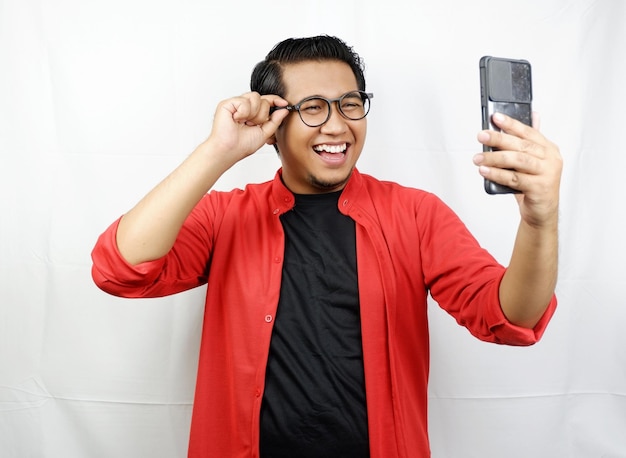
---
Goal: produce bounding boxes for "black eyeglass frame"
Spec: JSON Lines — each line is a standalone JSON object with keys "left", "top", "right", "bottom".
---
{"left": 271, "top": 91, "right": 374, "bottom": 127}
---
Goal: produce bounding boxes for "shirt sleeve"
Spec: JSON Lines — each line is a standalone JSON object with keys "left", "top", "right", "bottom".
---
{"left": 91, "top": 217, "right": 168, "bottom": 297}
{"left": 91, "top": 194, "right": 218, "bottom": 298}
{"left": 473, "top": 270, "right": 557, "bottom": 346}
{"left": 419, "top": 193, "right": 557, "bottom": 346}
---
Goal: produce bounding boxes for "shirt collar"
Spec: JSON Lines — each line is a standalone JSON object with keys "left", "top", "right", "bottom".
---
{"left": 270, "top": 168, "right": 364, "bottom": 215}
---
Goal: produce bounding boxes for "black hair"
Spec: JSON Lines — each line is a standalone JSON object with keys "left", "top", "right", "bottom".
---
{"left": 250, "top": 35, "right": 366, "bottom": 97}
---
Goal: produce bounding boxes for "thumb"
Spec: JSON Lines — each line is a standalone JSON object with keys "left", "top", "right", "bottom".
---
{"left": 260, "top": 107, "right": 290, "bottom": 139}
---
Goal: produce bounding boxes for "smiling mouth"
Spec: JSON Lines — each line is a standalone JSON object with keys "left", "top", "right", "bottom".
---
{"left": 313, "top": 143, "right": 348, "bottom": 155}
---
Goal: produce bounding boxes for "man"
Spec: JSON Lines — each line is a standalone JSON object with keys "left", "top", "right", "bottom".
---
{"left": 92, "top": 35, "right": 561, "bottom": 457}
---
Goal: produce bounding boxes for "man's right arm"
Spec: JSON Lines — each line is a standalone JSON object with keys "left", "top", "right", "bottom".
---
{"left": 114, "top": 93, "right": 289, "bottom": 266}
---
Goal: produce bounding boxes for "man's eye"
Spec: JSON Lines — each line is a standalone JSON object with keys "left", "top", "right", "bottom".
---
{"left": 342, "top": 102, "right": 361, "bottom": 110}
{"left": 341, "top": 98, "right": 363, "bottom": 111}
{"left": 302, "top": 103, "right": 324, "bottom": 113}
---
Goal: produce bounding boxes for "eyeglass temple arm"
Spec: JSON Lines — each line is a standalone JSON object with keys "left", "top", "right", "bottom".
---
{"left": 269, "top": 105, "right": 294, "bottom": 114}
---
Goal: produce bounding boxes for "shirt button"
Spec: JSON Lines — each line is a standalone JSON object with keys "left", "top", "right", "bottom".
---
{"left": 273, "top": 256, "right": 281, "bottom": 263}
{"left": 272, "top": 208, "right": 280, "bottom": 215}
{"left": 342, "top": 199, "right": 349, "bottom": 206}
{"left": 255, "top": 388, "right": 262, "bottom": 397}
{"left": 264, "top": 314, "right": 273, "bottom": 323}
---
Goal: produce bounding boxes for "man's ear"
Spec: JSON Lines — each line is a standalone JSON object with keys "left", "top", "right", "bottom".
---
{"left": 266, "top": 136, "right": 280, "bottom": 154}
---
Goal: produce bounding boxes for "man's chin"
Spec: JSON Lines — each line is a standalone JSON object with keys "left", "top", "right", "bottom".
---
{"left": 308, "top": 169, "right": 353, "bottom": 193}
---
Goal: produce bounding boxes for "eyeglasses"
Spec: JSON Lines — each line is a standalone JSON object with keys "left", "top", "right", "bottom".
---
{"left": 271, "top": 90, "right": 373, "bottom": 127}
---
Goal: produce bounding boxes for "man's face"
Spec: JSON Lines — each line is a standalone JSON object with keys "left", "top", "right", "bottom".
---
{"left": 273, "top": 60, "right": 367, "bottom": 194}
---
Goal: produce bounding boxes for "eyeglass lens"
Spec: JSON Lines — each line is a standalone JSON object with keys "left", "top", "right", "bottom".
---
{"left": 298, "top": 91, "right": 370, "bottom": 127}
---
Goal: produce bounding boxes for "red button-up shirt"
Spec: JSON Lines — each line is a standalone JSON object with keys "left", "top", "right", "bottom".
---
{"left": 92, "top": 169, "right": 556, "bottom": 458}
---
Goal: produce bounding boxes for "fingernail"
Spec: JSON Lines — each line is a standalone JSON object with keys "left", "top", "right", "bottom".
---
{"left": 493, "top": 112, "right": 505, "bottom": 123}
{"left": 473, "top": 153, "right": 484, "bottom": 165}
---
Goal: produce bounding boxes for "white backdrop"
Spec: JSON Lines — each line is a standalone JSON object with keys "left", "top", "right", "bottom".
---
{"left": 1, "top": 0, "right": 625, "bottom": 456}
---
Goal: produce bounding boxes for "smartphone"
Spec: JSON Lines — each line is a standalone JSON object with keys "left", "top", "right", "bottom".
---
{"left": 479, "top": 56, "right": 533, "bottom": 194}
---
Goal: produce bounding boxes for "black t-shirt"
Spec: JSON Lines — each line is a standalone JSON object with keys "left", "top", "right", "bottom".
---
{"left": 259, "top": 191, "right": 370, "bottom": 458}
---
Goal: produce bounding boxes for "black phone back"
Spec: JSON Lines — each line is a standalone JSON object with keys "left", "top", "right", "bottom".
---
{"left": 479, "top": 56, "right": 533, "bottom": 194}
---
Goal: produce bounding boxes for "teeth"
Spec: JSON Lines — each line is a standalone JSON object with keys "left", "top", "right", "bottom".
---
{"left": 313, "top": 143, "right": 347, "bottom": 154}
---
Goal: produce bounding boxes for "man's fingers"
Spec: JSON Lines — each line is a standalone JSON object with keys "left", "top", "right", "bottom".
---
{"left": 230, "top": 93, "right": 289, "bottom": 127}
{"left": 489, "top": 112, "right": 544, "bottom": 146}
{"left": 475, "top": 146, "right": 540, "bottom": 177}
{"left": 478, "top": 129, "right": 544, "bottom": 161}
{"left": 477, "top": 163, "right": 527, "bottom": 192}
{"left": 257, "top": 110, "right": 287, "bottom": 140}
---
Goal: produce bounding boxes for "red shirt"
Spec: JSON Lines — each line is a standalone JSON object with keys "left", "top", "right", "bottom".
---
{"left": 92, "top": 169, "right": 556, "bottom": 458}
